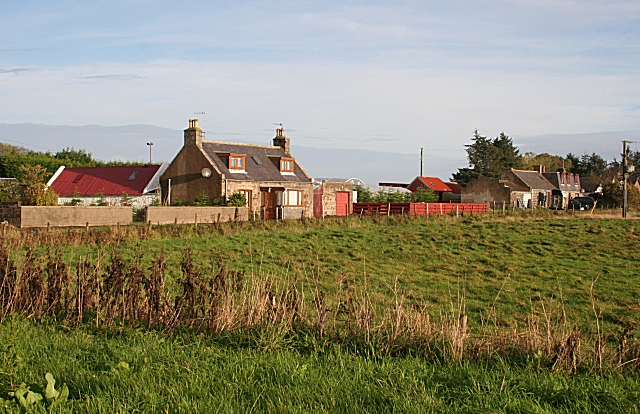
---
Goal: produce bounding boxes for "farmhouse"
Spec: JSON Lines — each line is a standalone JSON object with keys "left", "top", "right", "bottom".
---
{"left": 160, "top": 120, "right": 314, "bottom": 219}
{"left": 47, "top": 164, "right": 167, "bottom": 208}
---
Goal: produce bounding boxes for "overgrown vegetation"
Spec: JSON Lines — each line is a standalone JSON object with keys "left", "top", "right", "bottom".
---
{"left": 355, "top": 185, "right": 437, "bottom": 203}
{"left": 1, "top": 214, "right": 640, "bottom": 411}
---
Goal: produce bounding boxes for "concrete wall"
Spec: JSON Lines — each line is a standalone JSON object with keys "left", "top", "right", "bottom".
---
{"left": 145, "top": 206, "right": 248, "bottom": 225}
{"left": 20, "top": 206, "right": 133, "bottom": 228}
{"left": 461, "top": 177, "right": 511, "bottom": 204}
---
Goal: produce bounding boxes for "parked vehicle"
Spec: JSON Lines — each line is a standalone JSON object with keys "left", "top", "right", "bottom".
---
{"left": 569, "top": 196, "right": 596, "bottom": 211}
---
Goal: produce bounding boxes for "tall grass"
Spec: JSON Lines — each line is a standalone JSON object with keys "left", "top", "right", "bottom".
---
{"left": 0, "top": 238, "right": 638, "bottom": 375}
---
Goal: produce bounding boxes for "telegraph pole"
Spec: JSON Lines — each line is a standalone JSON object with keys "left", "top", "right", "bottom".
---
{"left": 420, "top": 148, "right": 424, "bottom": 176}
{"left": 147, "top": 142, "right": 153, "bottom": 164}
{"left": 623, "top": 140, "right": 628, "bottom": 218}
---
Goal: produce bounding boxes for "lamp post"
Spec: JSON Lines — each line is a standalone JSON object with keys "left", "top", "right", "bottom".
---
{"left": 147, "top": 142, "right": 153, "bottom": 164}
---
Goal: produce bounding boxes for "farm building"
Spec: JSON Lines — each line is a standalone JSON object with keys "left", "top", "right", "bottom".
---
{"left": 47, "top": 164, "right": 167, "bottom": 208}
{"left": 312, "top": 179, "right": 354, "bottom": 217}
{"left": 379, "top": 176, "right": 458, "bottom": 202}
{"left": 160, "top": 120, "right": 314, "bottom": 219}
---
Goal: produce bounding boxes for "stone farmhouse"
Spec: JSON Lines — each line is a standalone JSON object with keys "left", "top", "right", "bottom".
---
{"left": 160, "top": 120, "right": 314, "bottom": 219}
{"left": 47, "top": 164, "right": 167, "bottom": 208}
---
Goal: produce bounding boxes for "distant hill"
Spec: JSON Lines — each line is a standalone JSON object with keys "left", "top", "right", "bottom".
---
{"left": 514, "top": 131, "right": 640, "bottom": 161}
{"left": 1, "top": 123, "right": 637, "bottom": 185}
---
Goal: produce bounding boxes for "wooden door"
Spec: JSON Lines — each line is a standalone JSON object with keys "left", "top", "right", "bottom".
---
{"left": 336, "top": 191, "right": 350, "bottom": 216}
{"left": 261, "top": 190, "right": 278, "bottom": 220}
{"left": 313, "top": 186, "right": 323, "bottom": 217}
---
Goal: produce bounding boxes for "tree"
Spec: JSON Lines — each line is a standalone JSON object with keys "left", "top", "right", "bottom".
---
{"left": 19, "top": 164, "right": 58, "bottom": 206}
{"left": 522, "top": 152, "right": 573, "bottom": 172}
{"left": 354, "top": 184, "right": 374, "bottom": 203}
{"left": 566, "top": 152, "right": 608, "bottom": 177}
{"left": 452, "top": 130, "right": 522, "bottom": 186}
{"left": 411, "top": 187, "right": 438, "bottom": 202}
{"left": 602, "top": 181, "right": 640, "bottom": 210}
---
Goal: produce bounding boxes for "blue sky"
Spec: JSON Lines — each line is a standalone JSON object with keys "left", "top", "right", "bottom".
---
{"left": 0, "top": 1, "right": 639, "bottom": 175}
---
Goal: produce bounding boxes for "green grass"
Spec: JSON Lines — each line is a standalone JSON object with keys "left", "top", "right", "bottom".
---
{"left": 20, "top": 213, "right": 640, "bottom": 330}
{"left": 1, "top": 318, "right": 639, "bottom": 413}
{"left": 3, "top": 213, "right": 640, "bottom": 412}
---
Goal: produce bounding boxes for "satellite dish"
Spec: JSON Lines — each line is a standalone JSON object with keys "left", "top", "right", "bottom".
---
{"left": 201, "top": 168, "right": 212, "bottom": 178}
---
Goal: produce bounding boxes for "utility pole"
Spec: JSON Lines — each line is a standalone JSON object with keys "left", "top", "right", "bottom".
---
{"left": 623, "top": 140, "right": 628, "bottom": 218}
{"left": 147, "top": 142, "right": 153, "bottom": 164}
{"left": 420, "top": 147, "right": 424, "bottom": 177}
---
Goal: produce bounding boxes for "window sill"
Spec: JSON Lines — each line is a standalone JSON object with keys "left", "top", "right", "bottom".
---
{"left": 229, "top": 169, "right": 246, "bottom": 174}
{"left": 280, "top": 171, "right": 295, "bottom": 176}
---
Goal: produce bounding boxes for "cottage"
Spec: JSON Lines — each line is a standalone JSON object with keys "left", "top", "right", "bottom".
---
{"left": 542, "top": 170, "right": 582, "bottom": 209}
{"left": 160, "top": 120, "right": 313, "bottom": 219}
{"left": 47, "top": 164, "right": 167, "bottom": 208}
{"left": 462, "top": 168, "right": 559, "bottom": 208}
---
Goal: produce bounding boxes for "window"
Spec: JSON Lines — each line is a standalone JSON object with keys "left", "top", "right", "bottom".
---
{"left": 560, "top": 174, "right": 565, "bottom": 185}
{"left": 229, "top": 154, "right": 246, "bottom": 171}
{"left": 283, "top": 189, "right": 304, "bottom": 206}
{"left": 280, "top": 158, "right": 294, "bottom": 173}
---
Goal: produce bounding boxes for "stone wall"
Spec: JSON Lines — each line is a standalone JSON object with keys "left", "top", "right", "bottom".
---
{"left": 461, "top": 177, "right": 511, "bottom": 204}
{"left": 19, "top": 206, "right": 132, "bottom": 228}
{"left": 0, "top": 202, "right": 21, "bottom": 227}
{"left": 320, "top": 181, "right": 353, "bottom": 216}
{"left": 145, "top": 206, "right": 248, "bottom": 225}
{"left": 160, "top": 145, "right": 224, "bottom": 205}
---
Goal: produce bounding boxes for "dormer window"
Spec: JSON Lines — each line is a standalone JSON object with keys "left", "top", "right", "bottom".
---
{"left": 229, "top": 154, "right": 246, "bottom": 171}
{"left": 280, "top": 158, "right": 294, "bottom": 173}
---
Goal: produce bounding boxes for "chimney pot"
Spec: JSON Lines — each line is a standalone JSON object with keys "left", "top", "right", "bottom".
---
{"left": 193, "top": 119, "right": 199, "bottom": 129}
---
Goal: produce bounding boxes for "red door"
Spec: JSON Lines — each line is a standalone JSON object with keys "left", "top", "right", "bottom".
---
{"left": 261, "top": 190, "right": 278, "bottom": 220}
{"left": 336, "top": 191, "right": 350, "bottom": 216}
{"left": 314, "top": 186, "right": 323, "bottom": 218}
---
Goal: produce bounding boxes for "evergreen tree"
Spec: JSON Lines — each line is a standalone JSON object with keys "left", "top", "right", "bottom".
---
{"left": 452, "top": 130, "right": 522, "bottom": 186}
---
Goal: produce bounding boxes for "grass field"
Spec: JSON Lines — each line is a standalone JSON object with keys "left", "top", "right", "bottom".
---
{"left": 1, "top": 212, "right": 640, "bottom": 412}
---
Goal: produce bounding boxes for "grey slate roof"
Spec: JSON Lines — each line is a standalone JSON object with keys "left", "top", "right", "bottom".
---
{"left": 511, "top": 170, "right": 557, "bottom": 191}
{"left": 500, "top": 180, "right": 529, "bottom": 192}
{"left": 201, "top": 141, "right": 311, "bottom": 183}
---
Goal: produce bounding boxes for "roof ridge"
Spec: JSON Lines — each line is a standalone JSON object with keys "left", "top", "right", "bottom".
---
{"left": 202, "top": 140, "right": 279, "bottom": 150}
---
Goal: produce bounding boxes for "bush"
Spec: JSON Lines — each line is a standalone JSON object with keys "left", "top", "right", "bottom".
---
{"left": 19, "top": 164, "right": 58, "bottom": 206}
{"left": 602, "top": 181, "right": 640, "bottom": 210}
{"left": 0, "top": 180, "right": 21, "bottom": 202}
{"left": 227, "top": 192, "right": 247, "bottom": 207}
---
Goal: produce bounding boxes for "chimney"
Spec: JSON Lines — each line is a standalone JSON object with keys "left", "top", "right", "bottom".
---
{"left": 538, "top": 165, "right": 546, "bottom": 174}
{"left": 273, "top": 127, "right": 290, "bottom": 154}
{"left": 184, "top": 119, "right": 203, "bottom": 147}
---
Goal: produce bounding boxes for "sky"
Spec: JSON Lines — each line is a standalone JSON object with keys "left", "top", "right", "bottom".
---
{"left": 0, "top": 1, "right": 639, "bottom": 180}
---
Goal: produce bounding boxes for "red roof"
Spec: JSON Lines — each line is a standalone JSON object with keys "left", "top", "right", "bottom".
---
{"left": 408, "top": 176, "right": 452, "bottom": 193}
{"left": 445, "top": 182, "right": 462, "bottom": 194}
{"left": 50, "top": 166, "right": 162, "bottom": 196}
